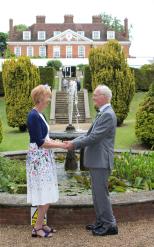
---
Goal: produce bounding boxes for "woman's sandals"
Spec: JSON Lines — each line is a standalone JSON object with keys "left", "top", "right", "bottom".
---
{"left": 32, "top": 228, "right": 53, "bottom": 238}
{"left": 42, "top": 224, "right": 57, "bottom": 233}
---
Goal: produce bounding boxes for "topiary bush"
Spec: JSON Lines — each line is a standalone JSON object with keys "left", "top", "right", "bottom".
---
{"left": 0, "top": 118, "right": 3, "bottom": 144}
{"left": 135, "top": 82, "right": 154, "bottom": 149}
{"left": 133, "top": 64, "right": 154, "bottom": 91}
{"left": 89, "top": 40, "right": 135, "bottom": 126}
{"left": 47, "top": 59, "right": 62, "bottom": 71}
{"left": 2, "top": 56, "right": 40, "bottom": 132}
{"left": 39, "top": 66, "right": 55, "bottom": 89}
{"left": 83, "top": 65, "right": 92, "bottom": 91}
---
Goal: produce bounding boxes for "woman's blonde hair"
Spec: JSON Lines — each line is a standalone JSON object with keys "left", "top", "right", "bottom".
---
{"left": 31, "top": 84, "right": 52, "bottom": 104}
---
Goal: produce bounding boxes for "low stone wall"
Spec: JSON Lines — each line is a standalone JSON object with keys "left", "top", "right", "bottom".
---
{"left": 0, "top": 191, "right": 153, "bottom": 225}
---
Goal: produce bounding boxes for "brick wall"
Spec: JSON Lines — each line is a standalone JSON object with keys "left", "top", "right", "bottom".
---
{"left": 8, "top": 43, "right": 129, "bottom": 58}
{"left": 0, "top": 202, "right": 153, "bottom": 225}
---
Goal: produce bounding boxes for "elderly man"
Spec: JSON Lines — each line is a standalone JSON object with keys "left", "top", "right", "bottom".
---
{"left": 64, "top": 85, "right": 118, "bottom": 236}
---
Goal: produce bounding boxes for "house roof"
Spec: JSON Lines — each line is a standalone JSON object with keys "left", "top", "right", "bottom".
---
{"left": 8, "top": 17, "right": 129, "bottom": 42}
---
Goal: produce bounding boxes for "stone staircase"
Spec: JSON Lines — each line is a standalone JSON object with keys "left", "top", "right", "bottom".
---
{"left": 55, "top": 91, "right": 85, "bottom": 124}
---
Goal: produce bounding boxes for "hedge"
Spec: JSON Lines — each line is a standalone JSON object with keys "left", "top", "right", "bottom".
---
{"left": 39, "top": 66, "right": 55, "bottom": 89}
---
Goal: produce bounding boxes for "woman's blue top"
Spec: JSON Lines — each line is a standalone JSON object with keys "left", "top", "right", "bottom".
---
{"left": 27, "top": 109, "right": 48, "bottom": 147}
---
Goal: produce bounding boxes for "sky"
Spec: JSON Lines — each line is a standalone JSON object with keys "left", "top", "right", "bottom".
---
{"left": 1, "top": 0, "right": 154, "bottom": 58}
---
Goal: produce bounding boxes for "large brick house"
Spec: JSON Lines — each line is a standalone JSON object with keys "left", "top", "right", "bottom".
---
{"left": 8, "top": 15, "right": 130, "bottom": 59}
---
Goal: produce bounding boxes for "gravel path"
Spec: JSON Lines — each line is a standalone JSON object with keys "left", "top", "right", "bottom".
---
{"left": 0, "top": 219, "right": 154, "bottom": 247}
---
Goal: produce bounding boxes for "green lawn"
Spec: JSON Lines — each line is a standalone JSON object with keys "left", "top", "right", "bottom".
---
{"left": 0, "top": 92, "right": 145, "bottom": 152}
{"left": 89, "top": 92, "right": 146, "bottom": 149}
{"left": 0, "top": 98, "right": 50, "bottom": 152}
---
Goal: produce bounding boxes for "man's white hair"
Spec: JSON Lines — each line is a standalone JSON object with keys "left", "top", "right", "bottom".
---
{"left": 96, "top": 85, "right": 112, "bottom": 101}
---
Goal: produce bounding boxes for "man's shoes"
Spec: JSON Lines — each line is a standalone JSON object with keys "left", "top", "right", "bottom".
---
{"left": 86, "top": 223, "right": 103, "bottom": 231}
{"left": 92, "top": 225, "right": 118, "bottom": 236}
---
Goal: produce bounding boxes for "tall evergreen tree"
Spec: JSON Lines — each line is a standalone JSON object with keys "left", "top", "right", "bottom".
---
{"left": 89, "top": 40, "right": 135, "bottom": 125}
{"left": 135, "top": 82, "right": 154, "bottom": 149}
{"left": 2, "top": 56, "right": 40, "bottom": 131}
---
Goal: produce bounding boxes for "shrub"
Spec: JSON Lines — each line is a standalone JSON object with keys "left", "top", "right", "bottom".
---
{"left": 39, "top": 66, "right": 55, "bottom": 89}
{"left": 2, "top": 56, "right": 40, "bottom": 131}
{"left": 0, "top": 118, "right": 2, "bottom": 144}
{"left": 133, "top": 64, "right": 154, "bottom": 91}
{"left": 89, "top": 40, "right": 135, "bottom": 126}
{"left": 0, "top": 71, "right": 4, "bottom": 96}
{"left": 47, "top": 59, "right": 62, "bottom": 71}
{"left": 4, "top": 48, "right": 16, "bottom": 58}
{"left": 0, "top": 156, "right": 26, "bottom": 193}
{"left": 114, "top": 152, "right": 154, "bottom": 190}
{"left": 83, "top": 65, "right": 92, "bottom": 91}
{"left": 135, "top": 82, "right": 154, "bottom": 149}
{"left": 77, "top": 64, "right": 85, "bottom": 73}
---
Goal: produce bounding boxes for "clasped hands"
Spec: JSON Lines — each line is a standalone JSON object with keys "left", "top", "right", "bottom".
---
{"left": 61, "top": 141, "right": 74, "bottom": 150}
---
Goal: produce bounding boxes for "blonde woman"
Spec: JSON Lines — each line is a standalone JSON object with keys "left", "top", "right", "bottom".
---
{"left": 26, "top": 84, "right": 66, "bottom": 238}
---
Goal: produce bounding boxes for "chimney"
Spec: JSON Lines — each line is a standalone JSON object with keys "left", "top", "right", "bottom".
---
{"left": 9, "top": 19, "right": 13, "bottom": 32}
{"left": 92, "top": 15, "right": 102, "bottom": 24}
{"left": 124, "top": 18, "right": 129, "bottom": 38}
{"left": 9, "top": 19, "right": 14, "bottom": 39}
{"left": 36, "top": 16, "right": 46, "bottom": 24}
{"left": 64, "top": 15, "right": 74, "bottom": 23}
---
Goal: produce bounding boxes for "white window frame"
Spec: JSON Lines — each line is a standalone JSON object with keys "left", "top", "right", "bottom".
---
{"left": 23, "top": 31, "right": 31, "bottom": 40}
{"left": 39, "top": 46, "right": 46, "bottom": 57}
{"left": 27, "top": 46, "right": 34, "bottom": 57}
{"left": 107, "top": 31, "right": 115, "bottom": 40}
{"left": 53, "top": 46, "right": 60, "bottom": 58}
{"left": 77, "top": 31, "right": 85, "bottom": 36}
{"left": 78, "top": 46, "right": 85, "bottom": 58}
{"left": 38, "top": 31, "right": 46, "bottom": 40}
{"left": 92, "top": 31, "right": 100, "bottom": 40}
{"left": 66, "top": 46, "right": 72, "bottom": 58}
{"left": 14, "top": 47, "right": 21, "bottom": 57}
{"left": 53, "top": 31, "right": 61, "bottom": 36}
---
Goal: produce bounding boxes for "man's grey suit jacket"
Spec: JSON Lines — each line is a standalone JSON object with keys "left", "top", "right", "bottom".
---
{"left": 72, "top": 106, "right": 117, "bottom": 169}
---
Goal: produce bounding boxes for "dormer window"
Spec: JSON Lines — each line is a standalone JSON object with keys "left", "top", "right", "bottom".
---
{"left": 107, "top": 31, "right": 115, "bottom": 40}
{"left": 53, "top": 31, "right": 61, "bottom": 36}
{"left": 77, "top": 31, "right": 85, "bottom": 36}
{"left": 38, "top": 31, "right": 46, "bottom": 40}
{"left": 23, "top": 31, "right": 31, "bottom": 40}
{"left": 92, "top": 31, "right": 100, "bottom": 40}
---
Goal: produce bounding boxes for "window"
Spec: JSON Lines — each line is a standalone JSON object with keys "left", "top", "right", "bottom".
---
{"left": 38, "top": 31, "right": 46, "bottom": 40}
{"left": 92, "top": 31, "right": 100, "bottom": 40}
{"left": 27, "top": 46, "right": 33, "bottom": 57}
{"left": 53, "top": 46, "right": 60, "bottom": 58}
{"left": 39, "top": 46, "right": 46, "bottom": 57}
{"left": 107, "top": 31, "right": 115, "bottom": 40}
{"left": 78, "top": 46, "right": 85, "bottom": 58}
{"left": 14, "top": 47, "right": 21, "bottom": 57}
{"left": 53, "top": 31, "right": 61, "bottom": 36}
{"left": 23, "top": 31, "right": 31, "bottom": 40}
{"left": 66, "top": 46, "right": 72, "bottom": 58}
{"left": 77, "top": 31, "right": 85, "bottom": 36}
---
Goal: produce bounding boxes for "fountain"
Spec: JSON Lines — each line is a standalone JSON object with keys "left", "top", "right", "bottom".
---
{"left": 50, "top": 78, "right": 87, "bottom": 170}
{"left": 66, "top": 79, "right": 82, "bottom": 132}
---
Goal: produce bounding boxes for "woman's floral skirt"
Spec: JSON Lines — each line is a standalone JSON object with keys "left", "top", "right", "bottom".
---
{"left": 26, "top": 143, "right": 59, "bottom": 206}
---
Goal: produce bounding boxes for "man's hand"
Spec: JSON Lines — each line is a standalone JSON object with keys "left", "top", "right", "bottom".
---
{"left": 63, "top": 141, "right": 74, "bottom": 150}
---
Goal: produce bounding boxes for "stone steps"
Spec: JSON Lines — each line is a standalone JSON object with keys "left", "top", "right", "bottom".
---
{"left": 55, "top": 91, "right": 85, "bottom": 124}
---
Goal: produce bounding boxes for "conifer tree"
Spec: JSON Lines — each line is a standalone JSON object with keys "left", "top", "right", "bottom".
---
{"left": 2, "top": 56, "right": 40, "bottom": 131}
{"left": 135, "top": 82, "right": 154, "bottom": 149}
{"left": 89, "top": 40, "right": 135, "bottom": 125}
